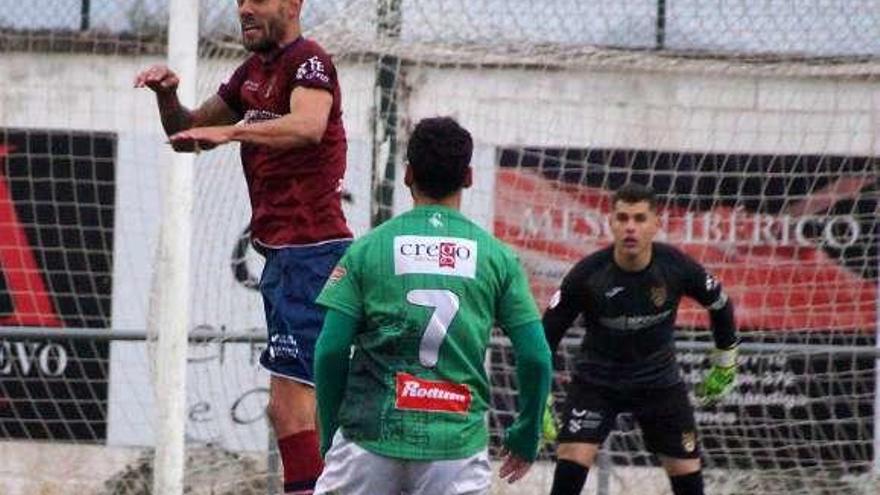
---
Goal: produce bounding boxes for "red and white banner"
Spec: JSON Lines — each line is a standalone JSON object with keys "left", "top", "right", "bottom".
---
{"left": 494, "top": 156, "right": 877, "bottom": 332}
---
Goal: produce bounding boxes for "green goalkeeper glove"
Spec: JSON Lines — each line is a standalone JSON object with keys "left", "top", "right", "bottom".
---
{"left": 541, "top": 393, "right": 559, "bottom": 445}
{"left": 695, "top": 345, "right": 738, "bottom": 406}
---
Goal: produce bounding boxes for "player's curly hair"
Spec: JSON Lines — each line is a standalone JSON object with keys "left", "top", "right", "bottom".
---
{"left": 612, "top": 182, "right": 657, "bottom": 210}
{"left": 406, "top": 117, "right": 473, "bottom": 200}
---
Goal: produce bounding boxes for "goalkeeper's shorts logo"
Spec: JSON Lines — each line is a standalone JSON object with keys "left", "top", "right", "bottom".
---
{"left": 395, "top": 373, "right": 471, "bottom": 414}
{"left": 567, "top": 409, "right": 602, "bottom": 433}
{"left": 682, "top": 431, "right": 697, "bottom": 453}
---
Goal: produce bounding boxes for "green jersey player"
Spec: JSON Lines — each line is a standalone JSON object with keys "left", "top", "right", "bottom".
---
{"left": 313, "top": 117, "right": 553, "bottom": 495}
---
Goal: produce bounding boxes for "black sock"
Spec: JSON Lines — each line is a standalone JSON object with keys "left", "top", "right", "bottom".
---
{"left": 549, "top": 459, "right": 589, "bottom": 495}
{"left": 669, "top": 470, "right": 704, "bottom": 495}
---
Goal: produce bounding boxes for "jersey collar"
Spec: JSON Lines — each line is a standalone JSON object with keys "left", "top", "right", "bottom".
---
{"left": 261, "top": 36, "right": 304, "bottom": 64}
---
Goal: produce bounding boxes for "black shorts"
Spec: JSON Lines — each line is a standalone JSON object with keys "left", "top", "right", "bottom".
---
{"left": 556, "top": 379, "right": 700, "bottom": 459}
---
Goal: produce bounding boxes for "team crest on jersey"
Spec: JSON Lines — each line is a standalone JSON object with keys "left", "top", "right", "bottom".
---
{"left": 682, "top": 431, "right": 697, "bottom": 453}
{"left": 394, "top": 235, "right": 477, "bottom": 279}
{"left": 650, "top": 285, "right": 667, "bottom": 307}
{"left": 395, "top": 373, "right": 471, "bottom": 414}
{"left": 327, "top": 265, "right": 346, "bottom": 283}
{"left": 705, "top": 273, "right": 719, "bottom": 291}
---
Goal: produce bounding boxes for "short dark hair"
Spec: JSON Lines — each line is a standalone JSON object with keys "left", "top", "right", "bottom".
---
{"left": 612, "top": 183, "right": 657, "bottom": 210}
{"left": 406, "top": 117, "right": 473, "bottom": 200}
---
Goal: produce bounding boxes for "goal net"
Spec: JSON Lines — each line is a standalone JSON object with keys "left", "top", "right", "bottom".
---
{"left": 1, "top": 1, "right": 878, "bottom": 494}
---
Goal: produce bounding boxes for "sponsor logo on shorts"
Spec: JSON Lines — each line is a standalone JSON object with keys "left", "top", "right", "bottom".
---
{"left": 267, "top": 334, "right": 300, "bottom": 360}
{"left": 393, "top": 235, "right": 477, "bottom": 279}
{"left": 567, "top": 409, "right": 603, "bottom": 433}
{"left": 395, "top": 373, "right": 471, "bottom": 414}
{"left": 682, "top": 431, "right": 697, "bottom": 453}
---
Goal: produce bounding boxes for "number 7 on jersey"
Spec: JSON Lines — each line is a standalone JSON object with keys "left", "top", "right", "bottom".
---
{"left": 406, "top": 289, "right": 460, "bottom": 368}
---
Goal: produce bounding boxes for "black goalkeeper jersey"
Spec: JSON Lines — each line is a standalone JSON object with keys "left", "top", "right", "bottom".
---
{"left": 543, "top": 242, "right": 736, "bottom": 388}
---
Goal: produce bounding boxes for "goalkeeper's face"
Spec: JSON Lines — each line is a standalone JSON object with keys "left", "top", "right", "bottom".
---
{"left": 610, "top": 200, "right": 660, "bottom": 258}
{"left": 238, "top": 0, "right": 296, "bottom": 53}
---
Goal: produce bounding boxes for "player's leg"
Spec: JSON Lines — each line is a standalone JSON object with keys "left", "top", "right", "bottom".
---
{"left": 405, "top": 449, "right": 492, "bottom": 495}
{"left": 550, "top": 380, "right": 617, "bottom": 495}
{"left": 634, "top": 382, "right": 704, "bottom": 495}
{"left": 259, "top": 242, "right": 350, "bottom": 494}
{"left": 659, "top": 456, "right": 703, "bottom": 495}
{"left": 269, "top": 377, "right": 322, "bottom": 494}
{"left": 315, "top": 430, "right": 405, "bottom": 495}
{"left": 552, "top": 443, "right": 599, "bottom": 495}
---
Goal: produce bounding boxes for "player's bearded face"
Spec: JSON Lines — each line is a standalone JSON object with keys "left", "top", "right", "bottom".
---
{"left": 610, "top": 201, "right": 660, "bottom": 257}
{"left": 239, "top": 1, "right": 290, "bottom": 52}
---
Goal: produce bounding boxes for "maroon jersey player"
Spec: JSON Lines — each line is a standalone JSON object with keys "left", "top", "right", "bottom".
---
{"left": 135, "top": 1, "right": 351, "bottom": 493}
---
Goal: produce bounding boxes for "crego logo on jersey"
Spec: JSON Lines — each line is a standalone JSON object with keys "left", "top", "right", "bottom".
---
{"left": 395, "top": 373, "right": 471, "bottom": 414}
{"left": 394, "top": 235, "right": 477, "bottom": 279}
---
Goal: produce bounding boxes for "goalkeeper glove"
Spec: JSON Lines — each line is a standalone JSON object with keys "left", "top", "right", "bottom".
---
{"left": 695, "top": 345, "right": 738, "bottom": 406}
{"left": 541, "top": 393, "right": 559, "bottom": 445}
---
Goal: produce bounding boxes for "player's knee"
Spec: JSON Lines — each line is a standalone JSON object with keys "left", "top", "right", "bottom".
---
{"left": 266, "top": 394, "right": 314, "bottom": 434}
{"left": 660, "top": 456, "right": 701, "bottom": 476}
{"left": 556, "top": 442, "right": 599, "bottom": 468}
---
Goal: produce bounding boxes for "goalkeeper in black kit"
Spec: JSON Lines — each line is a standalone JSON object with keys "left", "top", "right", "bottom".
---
{"left": 543, "top": 183, "right": 738, "bottom": 495}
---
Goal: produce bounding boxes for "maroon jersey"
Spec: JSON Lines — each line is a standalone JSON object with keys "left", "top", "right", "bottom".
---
{"left": 218, "top": 37, "right": 351, "bottom": 247}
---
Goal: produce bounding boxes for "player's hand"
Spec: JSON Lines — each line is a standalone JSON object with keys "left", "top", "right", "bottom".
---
{"left": 498, "top": 448, "right": 532, "bottom": 484}
{"left": 168, "top": 126, "right": 234, "bottom": 152}
{"left": 696, "top": 345, "right": 738, "bottom": 406}
{"left": 134, "top": 65, "right": 180, "bottom": 94}
{"left": 541, "top": 393, "right": 559, "bottom": 445}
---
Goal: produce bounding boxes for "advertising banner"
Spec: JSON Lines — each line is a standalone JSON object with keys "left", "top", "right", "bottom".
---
{"left": 0, "top": 129, "right": 115, "bottom": 441}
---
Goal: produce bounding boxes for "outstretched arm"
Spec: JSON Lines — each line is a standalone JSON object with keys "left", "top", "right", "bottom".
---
{"left": 168, "top": 87, "right": 332, "bottom": 151}
{"left": 134, "top": 65, "right": 239, "bottom": 148}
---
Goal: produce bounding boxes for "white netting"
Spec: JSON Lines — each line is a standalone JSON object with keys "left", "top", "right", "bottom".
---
{"left": 1, "top": 1, "right": 878, "bottom": 494}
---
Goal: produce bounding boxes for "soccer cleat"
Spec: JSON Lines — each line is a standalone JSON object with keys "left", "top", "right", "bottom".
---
{"left": 541, "top": 393, "right": 559, "bottom": 444}
{"left": 696, "top": 346, "right": 738, "bottom": 406}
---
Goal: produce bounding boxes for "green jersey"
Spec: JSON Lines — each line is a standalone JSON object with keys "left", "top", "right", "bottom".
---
{"left": 316, "top": 205, "right": 540, "bottom": 460}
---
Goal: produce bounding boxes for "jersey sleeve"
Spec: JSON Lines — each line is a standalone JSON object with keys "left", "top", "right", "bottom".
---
{"left": 542, "top": 261, "right": 587, "bottom": 354}
{"left": 316, "top": 246, "right": 363, "bottom": 319}
{"left": 680, "top": 253, "right": 727, "bottom": 311}
{"left": 290, "top": 44, "right": 337, "bottom": 93}
{"left": 216, "top": 61, "right": 249, "bottom": 118}
{"left": 679, "top": 251, "right": 738, "bottom": 349}
{"left": 495, "top": 252, "right": 541, "bottom": 331}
